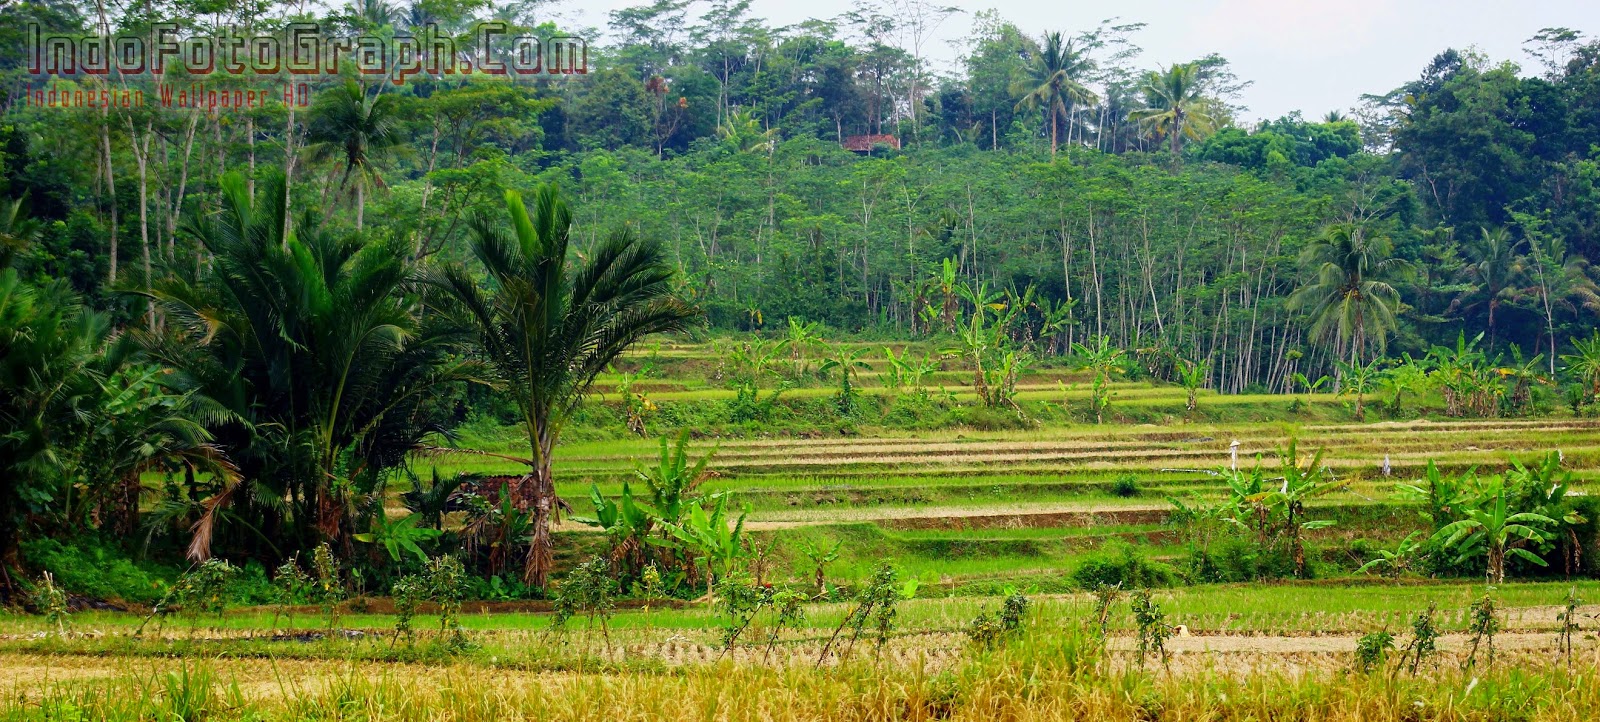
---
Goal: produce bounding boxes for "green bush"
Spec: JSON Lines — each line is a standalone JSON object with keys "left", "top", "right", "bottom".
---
{"left": 1212, "top": 537, "right": 1301, "bottom": 582}
{"left": 1070, "top": 541, "right": 1177, "bottom": 589}
{"left": 1110, "top": 474, "right": 1140, "bottom": 498}
{"left": 20, "top": 538, "right": 174, "bottom": 604}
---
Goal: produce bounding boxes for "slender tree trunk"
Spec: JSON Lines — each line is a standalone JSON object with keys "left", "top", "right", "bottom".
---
{"left": 1049, "top": 106, "right": 1058, "bottom": 158}
{"left": 247, "top": 115, "right": 256, "bottom": 198}
{"left": 132, "top": 121, "right": 154, "bottom": 330}
{"left": 523, "top": 429, "right": 557, "bottom": 588}
{"left": 101, "top": 112, "right": 118, "bottom": 285}
{"left": 284, "top": 103, "right": 298, "bottom": 245}
{"left": 169, "top": 113, "right": 199, "bottom": 262}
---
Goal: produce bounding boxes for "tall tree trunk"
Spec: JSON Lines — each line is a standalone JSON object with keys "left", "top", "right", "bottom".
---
{"left": 101, "top": 112, "right": 118, "bottom": 285}
{"left": 522, "top": 429, "right": 557, "bottom": 588}
{"left": 247, "top": 114, "right": 256, "bottom": 198}
{"left": 168, "top": 113, "right": 199, "bottom": 262}
{"left": 284, "top": 103, "right": 298, "bottom": 245}
{"left": 131, "top": 120, "right": 154, "bottom": 330}
{"left": 1049, "top": 106, "right": 1058, "bottom": 158}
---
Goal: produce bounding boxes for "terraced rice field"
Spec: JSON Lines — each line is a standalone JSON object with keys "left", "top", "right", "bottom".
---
{"left": 12, "top": 341, "right": 1600, "bottom": 720}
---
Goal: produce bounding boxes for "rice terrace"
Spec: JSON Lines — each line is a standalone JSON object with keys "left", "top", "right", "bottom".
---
{"left": 6, "top": 1, "right": 1600, "bottom": 720}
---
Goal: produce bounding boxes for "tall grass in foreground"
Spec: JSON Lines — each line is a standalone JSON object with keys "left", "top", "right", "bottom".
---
{"left": 5, "top": 620, "right": 1599, "bottom": 721}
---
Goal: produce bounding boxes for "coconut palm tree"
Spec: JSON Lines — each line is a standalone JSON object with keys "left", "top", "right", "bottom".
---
{"left": 306, "top": 81, "right": 400, "bottom": 231}
{"left": 435, "top": 185, "right": 697, "bottom": 587}
{"left": 1012, "top": 31, "right": 1098, "bottom": 158}
{"left": 1460, "top": 226, "right": 1523, "bottom": 349}
{"left": 350, "top": 0, "right": 399, "bottom": 30}
{"left": 1128, "top": 63, "right": 1216, "bottom": 159}
{"left": 141, "top": 171, "right": 478, "bottom": 560}
{"left": 1288, "top": 224, "right": 1411, "bottom": 365}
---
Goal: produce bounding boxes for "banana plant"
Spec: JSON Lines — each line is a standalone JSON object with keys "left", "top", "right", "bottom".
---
{"left": 1220, "top": 460, "right": 1273, "bottom": 544}
{"left": 1260, "top": 440, "right": 1348, "bottom": 578}
{"left": 782, "top": 317, "right": 826, "bottom": 377}
{"left": 1395, "top": 459, "right": 1478, "bottom": 531}
{"left": 1175, "top": 357, "right": 1209, "bottom": 412}
{"left": 1335, "top": 357, "right": 1383, "bottom": 420}
{"left": 657, "top": 492, "right": 749, "bottom": 594}
{"left": 1292, "top": 371, "right": 1330, "bottom": 395}
{"left": 1381, "top": 352, "right": 1431, "bottom": 415}
{"left": 1498, "top": 345, "right": 1548, "bottom": 413}
{"left": 1507, "top": 451, "right": 1588, "bottom": 574}
{"left": 572, "top": 482, "right": 656, "bottom": 575}
{"left": 1432, "top": 481, "right": 1556, "bottom": 584}
{"left": 1036, "top": 295, "right": 1078, "bottom": 356}
{"left": 1073, "top": 336, "right": 1125, "bottom": 423}
{"left": 637, "top": 430, "right": 716, "bottom": 527}
{"left": 1356, "top": 530, "right": 1425, "bottom": 577}
{"left": 882, "top": 346, "right": 941, "bottom": 395}
{"left": 1560, "top": 330, "right": 1600, "bottom": 401}
{"left": 353, "top": 513, "right": 441, "bottom": 563}
{"left": 819, "top": 345, "right": 872, "bottom": 414}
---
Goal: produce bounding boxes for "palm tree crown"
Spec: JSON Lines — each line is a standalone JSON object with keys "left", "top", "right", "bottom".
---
{"left": 1013, "top": 31, "right": 1098, "bottom": 158}
{"left": 306, "top": 81, "right": 400, "bottom": 231}
{"left": 1460, "top": 226, "right": 1522, "bottom": 348}
{"left": 1288, "top": 224, "right": 1412, "bottom": 365}
{"left": 1128, "top": 63, "right": 1217, "bottom": 159}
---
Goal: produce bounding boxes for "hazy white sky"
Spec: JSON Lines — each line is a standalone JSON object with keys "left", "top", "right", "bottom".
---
{"left": 547, "top": 0, "right": 1600, "bottom": 122}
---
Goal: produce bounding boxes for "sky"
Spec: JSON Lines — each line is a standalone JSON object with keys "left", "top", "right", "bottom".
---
{"left": 546, "top": 0, "right": 1600, "bottom": 122}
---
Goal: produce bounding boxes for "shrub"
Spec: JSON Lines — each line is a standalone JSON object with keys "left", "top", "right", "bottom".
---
{"left": 1354, "top": 630, "right": 1395, "bottom": 672}
{"left": 271, "top": 557, "right": 313, "bottom": 629}
{"left": 172, "top": 559, "right": 240, "bottom": 629}
{"left": 391, "top": 574, "right": 424, "bottom": 643}
{"left": 966, "top": 591, "right": 1029, "bottom": 648}
{"left": 1399, "top": 602, "right": 1442, "bottom": 675}
{"left": 311, "top": 543, "right": 345, "bottom": 630}
{"left": 552, "top": 556, "right": 620, "bottom": 653}
{"left": 1071, "top": 541, "right": 1177, "bottom": 590}
{"left": 818, "top": 562, "right": 913, "bottom": 664}
{"left": 28, "top": 571, "right": 70, "bottom": 635}
{"left": 20, "top": 537, "right": 171, "bottom": 604}
{"left": 1131, "top": 589, "right": 1173, "bottom": 670}
{"left": 1110, "top": 474, "right": 1140, "bottom": 498}
{"left": 1212, "top": 537, "right": 1299, "bottom": 582}
{"left": 1464, "top": 592, "right": 1501, "bottom": 670}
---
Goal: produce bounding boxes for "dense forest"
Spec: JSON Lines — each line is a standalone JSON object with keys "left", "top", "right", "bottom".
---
{"left": 4, "top": 2, "right": 1599, "bottom": 383}
{"left": 2, "top": 0, "right": 1600, "bottom": 587}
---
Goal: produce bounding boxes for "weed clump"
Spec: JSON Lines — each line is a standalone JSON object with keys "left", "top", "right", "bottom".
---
{"left": 966, "top": 591, "right": 1030, "bottom": 648}
{"left": 1354, "top": 629, "right": 1395, "bottom": 672}
{"left": 28, "top": 571, "right": 70, "bottom": 636}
